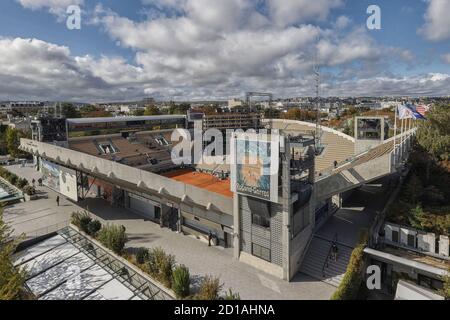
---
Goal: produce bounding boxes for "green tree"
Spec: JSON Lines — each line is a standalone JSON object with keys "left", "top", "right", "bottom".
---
{"left": 133, "top": 109, "right": 145, "bottom": 116}
{"left": 0, "top": 209, "right": 27, "bottom": 300}
{"left": 143, "top": 105, "right": 161, "bottom": 116}
{"left": 6, "top": 127, "right": 27, "bottom": 158}
{"left": 416, "top": 105, "right": 450, "bottom": 161}
{"left": 61, "top": 103, "right": 81, "bottom": 118}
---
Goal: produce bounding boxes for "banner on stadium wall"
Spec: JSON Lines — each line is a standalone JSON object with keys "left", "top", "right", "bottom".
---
{"left": 230, "top": 133, "right": 280, "bottom": 203}
{"left": 41, "top": 160, "right": 78, "bottom": 202}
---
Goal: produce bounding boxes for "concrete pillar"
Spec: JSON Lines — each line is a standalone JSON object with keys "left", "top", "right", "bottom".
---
{"left": 233, "top": 193, "right": 240, "bottom": 259}
{"left": 281, "top": 137, "right": 291, "bottom": 280}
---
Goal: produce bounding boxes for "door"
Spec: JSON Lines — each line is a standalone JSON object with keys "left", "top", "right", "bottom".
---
{"left": 129, "top": 196, "right": 156, "bottom": 220}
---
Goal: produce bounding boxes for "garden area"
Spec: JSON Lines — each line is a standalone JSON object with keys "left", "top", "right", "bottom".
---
{"left": 70, "top": 211, "right": 240, "bottom": 300}
{"left": 386, "top": 105, "right": 450, "bottom": 237}
{"left": 0, "top": 166, "right": 36, "bottom": 198}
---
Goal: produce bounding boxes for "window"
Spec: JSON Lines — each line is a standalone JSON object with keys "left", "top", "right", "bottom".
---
{"left": 252, "top": 243, "right": 271, "bottom": 262}
{"left": 392, "top": 230, "right": 399, "bottom": 243}
{"left": 252, "top": 214, "right": 270, "bottom": 228}
{"left": 407, "top": 234, "right": 416, "bottom": 248}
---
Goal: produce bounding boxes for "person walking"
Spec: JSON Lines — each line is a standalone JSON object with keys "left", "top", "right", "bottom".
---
{"left": 32, "top": 179, "right": 36, "bottom": 187}
{"left": 208, "top": 231, "right": 213, "bottom": 247}
{"left": 331, "top": 242, "right": 339, "bottom": 262}
{"left": 56, "top": 195, "right": 60, "bottom": 207}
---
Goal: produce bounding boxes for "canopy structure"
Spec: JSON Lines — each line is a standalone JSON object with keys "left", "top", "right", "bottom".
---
{"left": 14, "top": 227, "right": 174, "bottom": 300}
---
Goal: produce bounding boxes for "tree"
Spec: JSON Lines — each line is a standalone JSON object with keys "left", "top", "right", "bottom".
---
{"left": 61, "top": 103, "right": 81, "bottom": 118}
{"left": 143, "top": 105, "right": 161, "bottom": 116}
{"left": 133, "top": 109, "right": 145, "bottom": 116}
{"left": 6, "top": 127, "right": 27, "bottom": 158}
{"left": 0, "top": 209, "right": 27, "bottom": 300}
{"left": 416, "top": 105, "right": 450, "bottom": 161}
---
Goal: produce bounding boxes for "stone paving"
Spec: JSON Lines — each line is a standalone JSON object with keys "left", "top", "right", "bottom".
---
{"left": 4, "top": 163, "right": 335, "bottom": 300}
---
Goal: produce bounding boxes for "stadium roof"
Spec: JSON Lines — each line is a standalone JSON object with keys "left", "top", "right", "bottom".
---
{"left": 14, "top": 227, "right": 174, "bottom": 300}
{"left": 67, "top": 115, "right": 186, "bottom": 125}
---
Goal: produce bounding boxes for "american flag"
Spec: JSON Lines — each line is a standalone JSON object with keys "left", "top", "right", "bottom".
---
{"left": 415, "top": 104, "right": 430, "bottom": 116}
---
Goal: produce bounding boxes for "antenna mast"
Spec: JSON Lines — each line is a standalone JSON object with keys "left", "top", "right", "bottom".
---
{"left": 313, "top": 49, "right": 321, "bottom": 154}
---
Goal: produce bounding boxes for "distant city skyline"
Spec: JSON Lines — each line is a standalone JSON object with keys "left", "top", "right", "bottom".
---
{"left": 0, "top": 0, "right": 450, "bottom": 102}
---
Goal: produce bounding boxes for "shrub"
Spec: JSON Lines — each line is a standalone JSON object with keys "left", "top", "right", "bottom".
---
{"left": 87, "top": 220, "right": 102, "bottom": 237}
{"left": 196, "top": 275, "right": 222, "bottom": 300}
{"left": 17, "top": 178, "right": 28, "bottom": 189}
{"left": 147, "top": 247, "right": 175, "bottom": 288}
{"left": 71, "top": 211, "right": 92, "bottom": 234}
{"left": 97, "top": 224, "right": 128, "bottom": 255}
{"left": 9, "top": 175, "right": 18, "bottom": 186}
{"left": 135, "top": 247, "right": 150, "bottom": 265}
{"left": 331, "top": 229, "right": 368, "bottom": 300}
{"left": 223, "top": 289, "right": 241, "bottom": 300}
{"left": 22, "top": 185, "right": 36, "bottom": 196}
{"left": 172, "top": 265, "right": 190, "bottom": 298}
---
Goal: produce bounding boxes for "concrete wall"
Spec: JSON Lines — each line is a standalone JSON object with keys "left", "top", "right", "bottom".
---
{"left": 20, "top": 138, "right": 233, "bottom": 218}
{"left": 315, "top": 152, "right": 392, "bottom": 200}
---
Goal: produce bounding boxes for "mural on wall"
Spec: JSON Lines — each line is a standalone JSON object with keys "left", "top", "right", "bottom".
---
{"left": 41, "top": 160, "right": 78, "bottom": 201}
{"left": 231, "top": 134, "right": 279, "bottom": 202}
{"left": 41, "top": 160, "right": 60, "bottom": 191}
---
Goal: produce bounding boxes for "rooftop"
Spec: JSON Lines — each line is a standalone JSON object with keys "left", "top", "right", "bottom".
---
{"left": 66, "top": 115, "right": 186, "bottom": 124}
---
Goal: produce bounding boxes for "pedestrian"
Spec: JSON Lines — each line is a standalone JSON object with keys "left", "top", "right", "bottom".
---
{"left": 331, "top": 242, "right": 339, "bottom": 261}
{"left": 32, "top": 178, "right": 36, "bottom": 187}
{"left": 333, "top": 160, "right": 338, "bottom": 169}
{"left": 208, "top": 231, "right": 212, "bottom": 247}
{"left": 38, "top": 178, "right": 42, "bottom": 186}
{"left": 56, "top": 195, "right": 60, "bottom": 207}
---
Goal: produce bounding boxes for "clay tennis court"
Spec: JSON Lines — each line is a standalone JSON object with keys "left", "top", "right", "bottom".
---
{"left": 162, "top": 169, "right": 233, "bottom": 198}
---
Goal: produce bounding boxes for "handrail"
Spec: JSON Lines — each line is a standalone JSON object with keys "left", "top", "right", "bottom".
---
{"left": 322, "top": 233, "right": 338, "bottom": 277}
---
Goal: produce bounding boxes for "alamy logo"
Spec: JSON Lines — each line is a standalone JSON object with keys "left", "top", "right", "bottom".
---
{"left": 366, "top": 265, "right": 381, "bottom": 290}
{"left": 66, "top": 5, "right": 81, "bottom": 30}
{"left": 366, "top": 5, "right": 381, "bottom": 30}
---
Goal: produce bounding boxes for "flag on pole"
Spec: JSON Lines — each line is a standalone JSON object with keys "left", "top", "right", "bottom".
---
{"left": 415, "top": 104, "right": 430, "bottom": 117}
{"left": 397, "top": 105, "right": 414, "bottom": 119}
{"left": 405, "top": 104, "right": 427, "bottom": 120}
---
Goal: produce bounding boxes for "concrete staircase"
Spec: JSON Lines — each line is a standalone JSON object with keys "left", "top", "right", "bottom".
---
{"left": 299, "top": 236, "right": 354, "bottom": 287}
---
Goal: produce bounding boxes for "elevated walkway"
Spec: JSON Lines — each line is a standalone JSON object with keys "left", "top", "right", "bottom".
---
{"left": 315, "top": 131, "right": 414, "bottom": 200}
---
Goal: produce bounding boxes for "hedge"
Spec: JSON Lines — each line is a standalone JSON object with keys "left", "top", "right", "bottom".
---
{"left": 330, "top": 229, "right": 369, "bottom": 300}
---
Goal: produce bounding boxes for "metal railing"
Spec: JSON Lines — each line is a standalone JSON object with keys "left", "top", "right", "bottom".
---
{"left": 23, "top": 220, "right": 71, "bottom": 240}
{"left": 322, "top": 233, "right": 338, "bottom": 277}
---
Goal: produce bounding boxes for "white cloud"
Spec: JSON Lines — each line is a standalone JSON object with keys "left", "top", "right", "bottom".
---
{"left": 267, "top": 0, "right": 344, "bottom": 26}
{"left": 442, "top": 53, "right": 450, "bottom": 64}
{"left": 419, "top": 0, "right": 450, "bottom": 41}
{"left": 333, "top": 15, "right": 351, "bottom": 29}
{"left": 3, "top": 1, "right": 444, "bottom": 101}
{"left": 17, "top": 0, "right": 84, "bottom": 17}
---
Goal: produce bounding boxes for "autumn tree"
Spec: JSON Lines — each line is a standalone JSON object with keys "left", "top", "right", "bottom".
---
{"left": 143, "top": 105, "right": 161, "bottom": 116}
{"left": 416, "top": 105, "right": 450, "bottom": 161}
{"left": 0, "top": 209, "right": 27, "bottom": 300}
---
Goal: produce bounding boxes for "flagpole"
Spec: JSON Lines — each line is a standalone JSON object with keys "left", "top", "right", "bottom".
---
{"left": 393, "top": 105, "right": 398, "bottom": 166}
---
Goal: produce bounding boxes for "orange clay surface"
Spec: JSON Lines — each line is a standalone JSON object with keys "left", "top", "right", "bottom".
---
{"left": 162, "top": 169, "right": 233, "bottom": 198}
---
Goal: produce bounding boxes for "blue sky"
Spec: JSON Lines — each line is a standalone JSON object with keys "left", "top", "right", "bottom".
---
{"left": 0, "top": 0, "right": 449, "bottom": 101}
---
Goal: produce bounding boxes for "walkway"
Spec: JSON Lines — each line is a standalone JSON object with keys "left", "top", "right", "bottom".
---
{"left": 315, "top": 175, "right": 393, "bottom": 247}
{"left": 3, "top": 163, "right": 335, "bottom": 300}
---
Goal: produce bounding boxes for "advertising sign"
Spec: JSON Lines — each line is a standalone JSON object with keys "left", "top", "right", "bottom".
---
{"left": 231, "top": 133, "right": 279, "bottom": 203}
